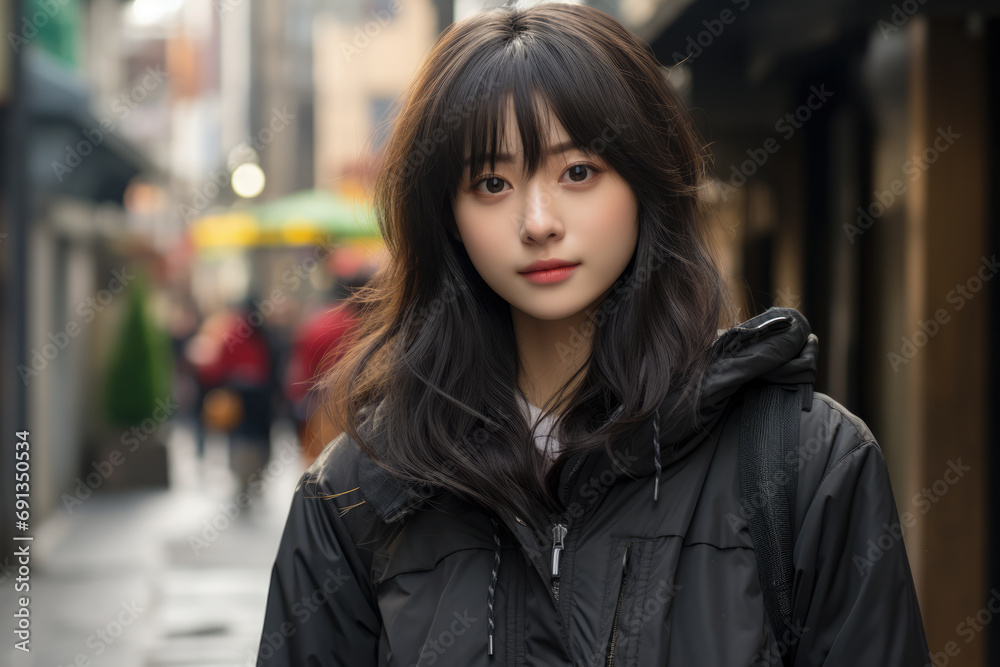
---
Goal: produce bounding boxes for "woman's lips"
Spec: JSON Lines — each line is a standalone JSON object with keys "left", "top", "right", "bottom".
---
{"left": 519, "top": 263, "right": 580, "bottom": 284}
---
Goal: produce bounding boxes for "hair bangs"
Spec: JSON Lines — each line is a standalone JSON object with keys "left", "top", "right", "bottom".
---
{"left": 445, "top": 36, "right": 634, "bottom": 201}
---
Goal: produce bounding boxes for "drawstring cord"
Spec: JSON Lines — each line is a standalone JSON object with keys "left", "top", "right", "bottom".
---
{"left": 485, "top": 407, "right": 661, "bottom": 655}
{"left": 488, "top": 516, "right": 501, "bottom": 656}
{"left": 652, "top": 407, "right": 661, "bottom": 501}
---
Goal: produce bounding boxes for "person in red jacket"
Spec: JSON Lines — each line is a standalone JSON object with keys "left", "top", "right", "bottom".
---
{"left": 285, "top": 275, "right": 369, "bottom": 465}
{"left": 186, "top": 301, "right": 273, "bottom": 495}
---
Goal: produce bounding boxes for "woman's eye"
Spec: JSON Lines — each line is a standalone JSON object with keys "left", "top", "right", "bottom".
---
{"left": 471, "top": 163, "right": 599, "bottom": 196}
{"left": 473, "top": 175, "right": 509, "bottom": 195}
{"left": 563, "top": 163, "right": 599, "bottom": 183}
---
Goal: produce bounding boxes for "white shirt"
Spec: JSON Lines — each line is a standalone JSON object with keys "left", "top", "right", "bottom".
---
{"left": 515, "top": 393, "right": 561, "bottom": 467}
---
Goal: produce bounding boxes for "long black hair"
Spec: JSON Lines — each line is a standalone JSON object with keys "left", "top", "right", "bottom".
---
{"left": 319, "top": 0, "right": 739, "bottom": 531}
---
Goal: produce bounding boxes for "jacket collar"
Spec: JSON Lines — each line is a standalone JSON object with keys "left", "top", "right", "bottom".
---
{"left": 600, "top": 306, "right": 818, "bottom": 482}
{"left": 357, "top": 306, "right": 818, "bottom": 522}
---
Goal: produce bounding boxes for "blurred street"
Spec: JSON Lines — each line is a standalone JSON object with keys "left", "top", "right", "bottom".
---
{"left": 1, "top": 421, "right": 302, "bottom": 667}
{"left": 0, "top": 0, "right": 997, "bottom": 663}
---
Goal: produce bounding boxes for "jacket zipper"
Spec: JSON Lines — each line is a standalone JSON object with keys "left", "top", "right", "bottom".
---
{"left": 550, "top": 520, "right": 568, "bottom": 601}
{"left": 549, "top": 454, "right": 587, "bottom": 603}
{"left": 605, "top": 542, "right": 633, "bottom": 667}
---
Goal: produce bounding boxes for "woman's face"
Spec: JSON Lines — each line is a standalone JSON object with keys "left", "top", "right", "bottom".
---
{"left": 451, "top": 100, "right": 638, "bottom": 323}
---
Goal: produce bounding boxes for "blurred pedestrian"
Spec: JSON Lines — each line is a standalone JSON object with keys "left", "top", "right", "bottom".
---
{"left": 168, "top": 294, "right": 205, "bottom": 457}
{"left": 187, "top": 299, "right": 273, "bottom": 498}
{"left": 284, "top": 272, "right": 369, "bottom": 466}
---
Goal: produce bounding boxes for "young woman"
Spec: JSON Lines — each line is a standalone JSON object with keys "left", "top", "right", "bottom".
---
{"left": 256, "top": 2, "right": 930, "bottom": 665}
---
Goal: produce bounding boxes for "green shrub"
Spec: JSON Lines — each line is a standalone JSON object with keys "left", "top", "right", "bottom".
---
{"left": 102, "top": 270, "right": 173, "bottom": 428}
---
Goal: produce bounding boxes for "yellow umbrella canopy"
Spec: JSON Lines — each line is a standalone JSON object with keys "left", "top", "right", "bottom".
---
{"left": 253, "top": 188, "right": 380, "bottom": 243}
{"left": 189, "top": 211, "right": 259, "bottom": 249}
{"left": 189, "top": 189, "right": 381, "bottom": 249}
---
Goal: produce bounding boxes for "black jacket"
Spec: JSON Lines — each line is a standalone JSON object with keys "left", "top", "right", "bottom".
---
{"left": 256, "top": 307, "right": 930, "bottom": 666}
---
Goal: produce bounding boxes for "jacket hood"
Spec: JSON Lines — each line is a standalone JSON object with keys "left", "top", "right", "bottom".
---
{"left": 357, "top": 306, "right": 818, "bottom": 523}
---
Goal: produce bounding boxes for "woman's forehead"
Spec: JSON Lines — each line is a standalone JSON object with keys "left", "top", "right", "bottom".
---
{"left": 463, "top": 103, "right": 578, "bottom": 166}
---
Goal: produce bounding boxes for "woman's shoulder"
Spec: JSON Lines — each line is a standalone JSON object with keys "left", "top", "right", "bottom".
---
{"left": 295, "top": 430, "right": 381, "bottom": 533}
{"left": 305, "top": 429, "right": 362, "bottom": 479}
{"left": 301, "top": 400, "right": 384, "bottom": 491}
{"left": 795, "top": 390, "right": 891, "bottom": 532}
{"left": 800, "top": 391, "right": 879, "bottom": 471}
{"left": 304, "top": 429, "right": 375, "bottom": 494}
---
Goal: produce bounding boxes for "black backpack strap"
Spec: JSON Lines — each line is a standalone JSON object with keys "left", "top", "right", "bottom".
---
{"left": 739, "top": 380, "right": 810, "bottom": 664}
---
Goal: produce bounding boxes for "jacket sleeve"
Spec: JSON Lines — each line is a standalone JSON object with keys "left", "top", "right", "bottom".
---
{"left": 790, "top": 431, "right": 931, "bottom": 666}
{"left": 256, "top": 469, "right": 382, "bottom": 666}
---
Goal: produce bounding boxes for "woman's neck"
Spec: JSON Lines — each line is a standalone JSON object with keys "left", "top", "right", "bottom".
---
{"left": 511, "top": 305, "right": 593, "bottom": 412}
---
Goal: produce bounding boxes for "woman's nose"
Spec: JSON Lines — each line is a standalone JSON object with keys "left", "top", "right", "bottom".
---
{"left": 518, "top": 180, "right": 565, "bottom": 243}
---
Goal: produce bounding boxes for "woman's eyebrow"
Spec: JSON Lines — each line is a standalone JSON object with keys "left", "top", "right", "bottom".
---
{"left": 462, "top": 140, "right": 580, "bottom": 166}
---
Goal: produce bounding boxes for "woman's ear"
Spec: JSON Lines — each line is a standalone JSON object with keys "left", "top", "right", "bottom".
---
{"left": 451, "top": 228, "right": 463, "bottom": 243}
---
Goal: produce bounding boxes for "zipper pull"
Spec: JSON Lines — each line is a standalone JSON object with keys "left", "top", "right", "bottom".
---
{"left": 550, "top": 523, "right": 568, "bottom": 578}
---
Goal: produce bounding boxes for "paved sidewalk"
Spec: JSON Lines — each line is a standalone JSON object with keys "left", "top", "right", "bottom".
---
{"left": 2, "top": 421, "right": 304, "bottom": 667}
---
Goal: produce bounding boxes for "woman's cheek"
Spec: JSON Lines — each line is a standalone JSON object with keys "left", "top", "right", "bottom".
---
{"left": 459, "top": 216, "right": 511, "bottom": 287}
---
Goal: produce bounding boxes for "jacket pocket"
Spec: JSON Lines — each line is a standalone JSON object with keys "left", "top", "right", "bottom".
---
{"left": 374, "top": 508, "right": 500, "bottom": 667}
{"left": 605, "top": 541, "right": 633, "bottom": 667}
{"left": 599, "top": 537, "right": 659, "bottom": 667}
